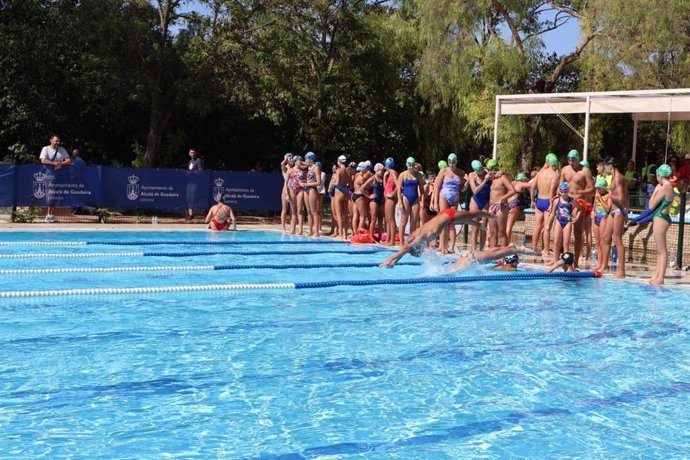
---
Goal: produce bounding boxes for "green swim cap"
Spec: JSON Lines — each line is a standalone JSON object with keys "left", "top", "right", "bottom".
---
{"left": 545, "top": 153, "right": 558, "bottom": 166}
{"left": 580, "top": 160, "right": 589, "bottom": 168}
{"left": 438, "top": 160, "right": 448, "bottom": 170}
{"left": 406, "top": 156, "right": 416, "bottom": 166}
{"left": 516, "top": 172, "right": 528, "bottom": 181}
{"left": 567, "top": 149, "right": 580, "bottom": 160}
{"left": 447, "top": 153, "right": 458, "bottom": 162}
{"left": 656, "top": 163, "right": 672, "bottom": 178}
{"left": 486, "top": 159, "right": 498, "bottom": 169}
{"left": 471, "top": 160, "right": 482, "bottom": 172}
{"left": 595, "top": 177, "right": 608, "bottom": 188}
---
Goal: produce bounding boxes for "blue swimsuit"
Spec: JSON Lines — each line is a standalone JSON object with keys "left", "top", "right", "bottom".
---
{"left": 441, "top": 176, "right": 462, "bottom": 206}
{"left": 535, "top": 198, "right": 550, "bottom": 212}
{"left": 304, "top": 170, "right": 317, "bottom": 192}
{"left": 371, "top": 179, "right": 385, "bottom": 205}
{"left": 402, "top": 177, "right": 420, "bottom": 205}
{"left": 472, "top": 179, "right": 491, "bottom": 209}
{"left": 555, "top": 198, "right": 573, "bottom": 228}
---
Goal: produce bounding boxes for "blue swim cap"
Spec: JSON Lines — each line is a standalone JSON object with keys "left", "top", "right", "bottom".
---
{"left": 385, "top": 157, "right": 394, "bottom": 168}
{"left": 448, "top": 153, "right": 458, "bottom": 162}
{"left": 305, "top": 152, "right": 316, "bottom": 161}
{"left": 293, "top": 155, "right": 302, "bottom": 163}
{"left": 559, "top": 181, "right": 569, "bottom": 190}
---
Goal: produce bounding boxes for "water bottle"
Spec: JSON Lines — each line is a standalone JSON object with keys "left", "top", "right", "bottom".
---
{"left": 611, "top": 246, "right": 617, "bottom": 262}
{"left": 519, "top": 235, "right": 526, "bottom": 247}
{"left": 152, "top": 215, "right": 158, "bottom": 225}
{"left": 591, "top": 248, "right": 597, "bottom": 263}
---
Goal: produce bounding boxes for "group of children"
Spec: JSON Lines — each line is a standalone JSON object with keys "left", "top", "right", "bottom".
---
{"left": 277, "top": 149, "right": 676, "bottom": 284}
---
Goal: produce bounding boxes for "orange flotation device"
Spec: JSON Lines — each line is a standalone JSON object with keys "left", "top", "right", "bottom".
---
{"left": 576, "top": 198, "right": 593, "bottom": 214}
{"left": 350, "top": 227, "right": 376, "bottom": 244}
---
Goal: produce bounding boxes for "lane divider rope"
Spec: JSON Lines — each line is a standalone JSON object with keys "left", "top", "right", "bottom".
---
{"left": 0, "top": 240, "right": 351, "bottom": 246}
{"left": 0, "top": 249, "right": 385, "bottom": 259}
{"left": 0, "top": 241, "right": 88, "bottom": 246}
{"left": 0, "top": 271, "right": 598, "bottom": 298}
{"left": 0, "top": 261, "right": 422, "bottom": 275}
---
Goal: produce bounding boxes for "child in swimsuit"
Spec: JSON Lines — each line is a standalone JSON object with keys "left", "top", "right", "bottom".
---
{"left": 592, "top": 177, "right": 612, "bottom": 270}
{"left": 204, "top": 198, "right": 236, "bottom": 231}
{"left": 397, "top": 157, "right": 424, "bottom": 243}
{"left": 549, "top": 182, "right": 579, "bottom": 265}
{"left": 593, "top": 177, "right": 611, "bottom": 227}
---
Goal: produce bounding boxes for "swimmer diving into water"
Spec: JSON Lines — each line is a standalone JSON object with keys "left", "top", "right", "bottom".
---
{"left": 380, "top": 208, "right": 495, "bottom": 268}
{"left": 448, "top": 245, "right": 538, "bottom": 273}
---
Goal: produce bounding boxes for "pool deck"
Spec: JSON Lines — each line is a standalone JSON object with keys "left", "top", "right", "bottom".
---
{"left": 2, "top": 221, "right": 690, "bottom": 289}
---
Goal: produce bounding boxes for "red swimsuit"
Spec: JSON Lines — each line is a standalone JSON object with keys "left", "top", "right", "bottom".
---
{"left": 440, "top": 208, "right": 456, "bottom": 221}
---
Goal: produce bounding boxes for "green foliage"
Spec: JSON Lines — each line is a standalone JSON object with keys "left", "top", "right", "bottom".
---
{"left": 11, "top": 207, "right": 38, "bottom": 223}
{"left": 0, "top": 0, "right": 686, "bottom": 173}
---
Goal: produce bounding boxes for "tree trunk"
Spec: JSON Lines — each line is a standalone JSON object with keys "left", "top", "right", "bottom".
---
{"left": 520, "top": 115, "right": 542, "bottom": 171}
{"left": 145, "top": 101, "right": 174, "bottom": 166}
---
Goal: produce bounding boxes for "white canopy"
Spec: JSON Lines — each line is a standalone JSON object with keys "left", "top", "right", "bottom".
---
{"left": 492, "top": 88, "right": 690, "bottom": 161}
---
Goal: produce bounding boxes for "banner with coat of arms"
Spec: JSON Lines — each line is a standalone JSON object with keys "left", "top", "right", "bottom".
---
{"left": 9, "top": 165, "right": 282, "bottom": 211}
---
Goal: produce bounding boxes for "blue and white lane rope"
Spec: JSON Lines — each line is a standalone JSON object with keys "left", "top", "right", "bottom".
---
{"left": 0, "top": 271, "right": 597, "bottom": 298}
{"left": 0, "top": 262, "right": 422, "bottom": 275}
{"left": 0, "top": 248, "right": 386, "bottom": 259}
{"left": 0, "top": 240, "right": 353, "bottom": 246}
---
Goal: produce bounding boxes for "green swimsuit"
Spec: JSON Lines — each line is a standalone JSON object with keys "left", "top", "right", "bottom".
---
{"left": 653, "top": 197, "right": 673, "bottom": 223}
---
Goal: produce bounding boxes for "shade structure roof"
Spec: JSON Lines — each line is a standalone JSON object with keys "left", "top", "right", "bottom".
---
{"left": 492, "top": 88, "right": 690, "bottom": 160}
{"left": 497, "top": 88, "right": 690, "bottom": 120}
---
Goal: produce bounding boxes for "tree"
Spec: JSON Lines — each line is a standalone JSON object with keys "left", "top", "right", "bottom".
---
{"left": 579, "top": 0, "right": 690, "bottom": 155}
{"left": 413, "top": 0, "right": 599, "bottom": 171}
{"left": 0, "top": 0, "right": 155, "bottom": 165}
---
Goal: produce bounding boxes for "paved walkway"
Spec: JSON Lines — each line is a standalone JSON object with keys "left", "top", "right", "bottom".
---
{"left": 2, "top": 221, "right": 690, "bottom": 289}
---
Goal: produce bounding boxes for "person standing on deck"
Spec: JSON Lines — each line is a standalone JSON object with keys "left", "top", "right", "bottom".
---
{"left": 559, "top": 149, "right": 595, "bottom": 268}
{"left": 39, "top": 134, "right": 71, "bottom": 223}
{"left": 599, "top": 157, "right": 629, "bottom": 279}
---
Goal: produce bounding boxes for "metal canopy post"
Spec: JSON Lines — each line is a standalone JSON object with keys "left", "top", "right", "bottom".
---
{"left": 632, "top": 119, "right": 638, "bottom": 165}
{"left": 492, "top": 96, "right": 500, "bottom": 160}
{"left": 582, "top": 96, "right": 591, "bottom": 162}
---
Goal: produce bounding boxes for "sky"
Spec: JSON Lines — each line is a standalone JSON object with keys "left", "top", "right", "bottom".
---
{"left": 537, "top": 13, "right": 582, "bottom": 56}
{"left": 180, "top": 1, "right": 582, "bottom": 56}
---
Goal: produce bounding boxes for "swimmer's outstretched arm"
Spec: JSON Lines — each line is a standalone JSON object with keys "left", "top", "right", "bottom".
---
{"left": 473, "top": 245, "right": 536, "bottom": 264}
{"left": 546, "top": 259, "right": 565, "bottom": 273}
{"left": 454, "top": 210, "right": 495, "bottom": 223}
{"left": 380, "top": 231, "right": 423, "bottom": 268}
{"left": 448, "top": 255, "right": 472, "bottom": 274}
{"left": 380, "top": 245, "right": 410, "bottom": 268}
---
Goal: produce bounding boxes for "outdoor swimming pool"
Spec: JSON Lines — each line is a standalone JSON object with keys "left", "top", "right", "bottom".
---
{"left": 1, "top": 230, "right": 689, "bottom": 458}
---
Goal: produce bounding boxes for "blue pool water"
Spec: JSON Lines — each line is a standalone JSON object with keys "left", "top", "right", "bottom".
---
{"left": 1, "top": 230, "right": 689, "bottom": 458}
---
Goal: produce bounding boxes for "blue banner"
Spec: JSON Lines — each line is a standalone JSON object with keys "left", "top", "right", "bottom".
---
{"left": 0, "top": 165, "right": 15, "bottom": 207}
{"left": 6, "top": 165, "right": 283, "bottom": 212}
{"left": 14, "top": 164, "right": 102, "bottom": 207}
{"left": 209, "top": 171, "right": 282, "bottom": 212}
{"left": 101, "top": 167, "right": 210, "bottom": 210}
